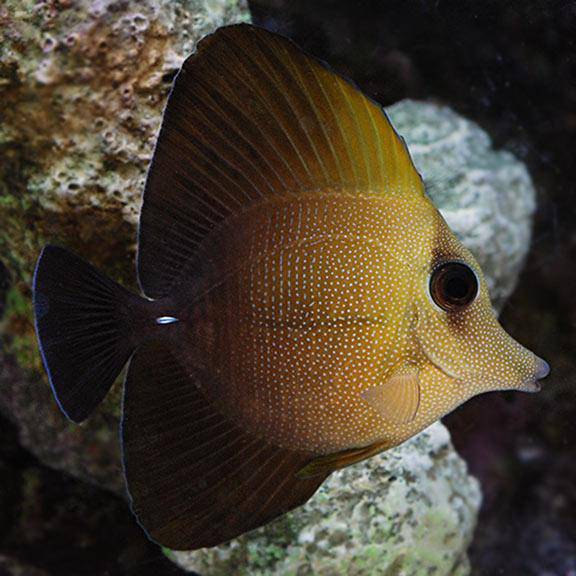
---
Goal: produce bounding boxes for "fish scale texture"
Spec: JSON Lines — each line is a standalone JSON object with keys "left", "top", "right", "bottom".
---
{"left": 0, "top": 7, "right": 534, "bottom": 573}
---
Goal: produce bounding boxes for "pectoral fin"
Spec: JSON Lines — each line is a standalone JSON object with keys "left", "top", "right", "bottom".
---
{"left": 361, "top": 365, "right": 421, "bottom": 424}
{"left": 298, "top": 366, "right": 421, "bottom": 479}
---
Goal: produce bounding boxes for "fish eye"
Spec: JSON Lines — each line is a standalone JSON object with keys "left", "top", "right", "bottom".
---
{"left": 429, "top": 261, "right": 479, "bottom": 312}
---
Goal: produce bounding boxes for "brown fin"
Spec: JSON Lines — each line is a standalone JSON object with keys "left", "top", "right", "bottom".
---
{"left": 297, "top": 442, "right": 387, "bottom": 479}
{"left": 121, "top": 341, "right": 329, "bottom": 550}
{"left": 361, "top": 364, "right": 421, "bottom": 424}
{"left": 137, "top": 23, "right": 424, "bottom": 298}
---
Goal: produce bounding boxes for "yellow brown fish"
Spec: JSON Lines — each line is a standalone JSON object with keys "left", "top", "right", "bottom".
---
{"left": 32, "top": 24, "right": 549, "bottom": 550}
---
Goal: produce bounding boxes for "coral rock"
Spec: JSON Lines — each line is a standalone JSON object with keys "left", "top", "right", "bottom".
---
{"left": 0, "top": 0, "right": 249, "bottom": 492}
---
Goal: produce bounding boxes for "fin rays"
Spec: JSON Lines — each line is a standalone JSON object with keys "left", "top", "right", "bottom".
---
{"left": 137, "top": 24, "right": 423, "bottom": 298}
{"left": 122, "top": 341, "right": 328, "bottom": 549}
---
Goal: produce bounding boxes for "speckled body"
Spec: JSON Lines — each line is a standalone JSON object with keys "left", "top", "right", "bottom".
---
{"left": 185, "top": 191, "right": 538, "bottom": 455}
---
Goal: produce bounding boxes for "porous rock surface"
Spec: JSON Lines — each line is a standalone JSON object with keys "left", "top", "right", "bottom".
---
{"left": 0, "top": 8, "right": 536, "bottom": 574}
{"left": 0, "top": 0, "right": 249, "bottom": 492}
{"left": 0, "top": 0, "right": 249, "bottom": 366}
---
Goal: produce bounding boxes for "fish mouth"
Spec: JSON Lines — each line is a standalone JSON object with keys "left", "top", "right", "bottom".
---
{"left": 518, "top": 358, "right": 550, "bottom": 394}
{"left": 520, "top": 379, "right": 542, "bottom": 394}
{"left": 415, "top": 326, "right": 551, "bottom": 393}
{"left": 423, "top": 346, "right": 551, "bottom": 395}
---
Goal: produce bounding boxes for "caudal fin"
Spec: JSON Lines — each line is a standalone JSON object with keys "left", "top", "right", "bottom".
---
{"left": 33, "top": 245, "right": 142, "bottom": 423}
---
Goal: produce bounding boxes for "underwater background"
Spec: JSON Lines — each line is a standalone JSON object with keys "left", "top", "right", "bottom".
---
{"left": 0, "top": 0, "right": 575, "bottom": 574}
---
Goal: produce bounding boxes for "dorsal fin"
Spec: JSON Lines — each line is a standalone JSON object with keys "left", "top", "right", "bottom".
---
{"left": 138, "top": 23, "right": 424, "bottom": 298}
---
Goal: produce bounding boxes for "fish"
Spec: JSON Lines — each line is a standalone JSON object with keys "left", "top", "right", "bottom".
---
{"left": 32, "top": 23, "right": 550, "bottom": 550}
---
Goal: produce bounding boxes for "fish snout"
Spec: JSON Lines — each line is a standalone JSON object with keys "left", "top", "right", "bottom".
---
{"left": 535, "top": 357, "right": 551, "bottom": 379}
{"left": 520, "top": 357, "right": 551, "bottom": 393}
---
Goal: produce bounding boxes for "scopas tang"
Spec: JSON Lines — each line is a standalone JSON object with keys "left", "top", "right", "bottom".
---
{"left": 32, "top": 23, "right": 550, "bottom": 549}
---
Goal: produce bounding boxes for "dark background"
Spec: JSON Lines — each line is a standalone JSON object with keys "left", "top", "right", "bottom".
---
{"left": 1, "top": 0, "right": 575, "bottom": 574}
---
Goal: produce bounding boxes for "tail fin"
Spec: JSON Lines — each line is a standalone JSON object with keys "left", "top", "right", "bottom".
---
{"left": 33, "top": 245, "right": 143, "bottom": 423}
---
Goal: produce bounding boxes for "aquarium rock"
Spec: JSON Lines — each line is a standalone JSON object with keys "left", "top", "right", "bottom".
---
{"left": 0, "top": 0, "right": 249, "bottom": 492}
{"left": 171, "top": 422, "right": 481, "bottom": 575}
{"left": 0, "top": 0, "right": 249, "bottom": 285}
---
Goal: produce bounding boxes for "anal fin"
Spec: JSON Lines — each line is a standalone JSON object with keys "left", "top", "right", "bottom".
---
{"left": 122, "top": 341, "right": 329, "bottom": 550}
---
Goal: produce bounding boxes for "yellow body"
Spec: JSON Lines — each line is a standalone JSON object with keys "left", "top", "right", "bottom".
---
{"left": 190, "top": 191, "right": 542, "bottom": 456}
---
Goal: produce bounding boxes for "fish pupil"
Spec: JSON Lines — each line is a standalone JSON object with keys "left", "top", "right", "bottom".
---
{"left": 430, "top": 262, "right": 478, "bottom": 311}
{"left": 445, "top": 276, "right": 469, "bottom": 300}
